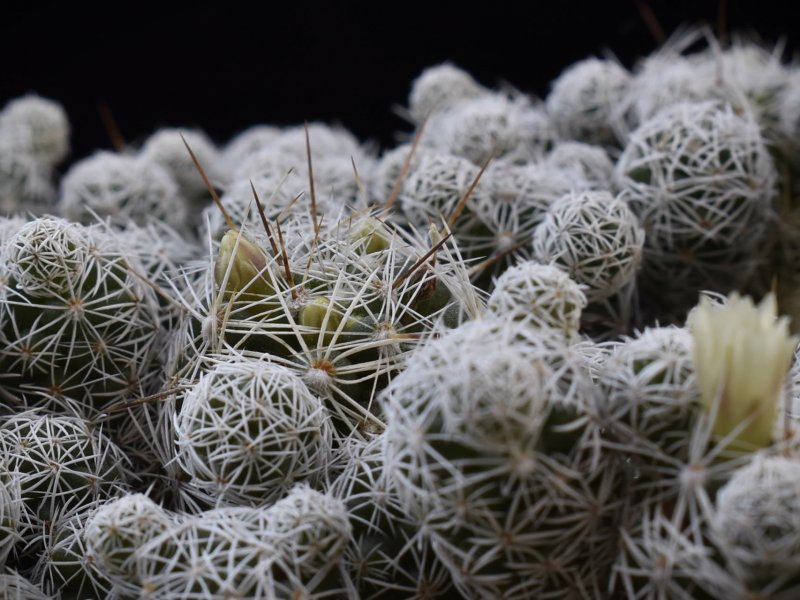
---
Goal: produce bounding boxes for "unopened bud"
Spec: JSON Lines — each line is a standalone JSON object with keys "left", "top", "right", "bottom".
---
{"left": 214, "top": 230, "right": 273, "bottom": 298}
{"left": 299, "top": 296, "right": 343, "bottom": 343}
{"left": 349, "top": 216, "right": 390, "bottom": 254}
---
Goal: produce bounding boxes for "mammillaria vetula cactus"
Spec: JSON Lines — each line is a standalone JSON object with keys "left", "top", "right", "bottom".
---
{"left": 712, "top": 455, "right": 800, "bottom": 595}
{"left": 382, "top": 316, "right": 620, "bottom": 598}
{"left": 487, "top": 260, "right": 587, "bottom": 337}
{"left": 262, "top": 485, "right": 352, "bottom": 589}
{"left": 544, "top": 140, "right": 615, "bottom": 188}
{"left": 32, "top": 499, "right": 116, "bottom": 599}
{"left": 398, "top": 151, "right": 491, "bottom": 235}
{"left": 59, "top": 151, "right": 189, "bottom": 234}
{"left": 216, "top": 122, "right": 374, "bottom": 236}
{"left": 168, "top": 208, "right": 480, "bottom": 440}
{"left": 598, "top": 325, "right": 701, "bottom": 512}
{"left": 0, "top": 412, "right": 129, "bottom": 521}
{"left": 140, "top": 128, "right": 227, "bottom": 210}
{"left": 131, "top": 505, "right": 276, "bottom": 598}
{"left": 174, "top": 357, "right": 334, "bottom": 506}
{"left": 423, "top": 92, "right": 558, "bottom": 165}
{"left": 220, "top": 124, "right": 282, "bottom": 174}
{"left": 0, "top": 217, "right": 162, "bottom": 413}
{"left": 470, "top": 160, "right": 578, "bottom": 282}
{"left": 532, "top": 189, "right": 645, "bottom": 303}
{"left": 330, "top": 435, "right": 456, "bottom": 599}
{"left": 406, "top": 62, "right": 488, "bottom": 125}
{"left": 615, "top": 100, "right": 778, "bottom": 311}
{"left": 0, "top": 95, "right": 69, "bottom": 216}
{"left": 0, "top": 410, "right": 129, "bottom": 579}
{"left": 133, "top": 486, "right": 350, "bottom": 598}
{"left": 3, "top": 21, "right": 800, "bottom": 600}
{"left": 546, "top": 57, "right": 632, "bottom": 147}
{"left": 0, "top": 95, "right": 70, "bottom": 168}
{"left": 82, "top": 493, "right": 174, "bottom": 596}
{"left": 613, "top": 508, "right": 726, "bottom": 599}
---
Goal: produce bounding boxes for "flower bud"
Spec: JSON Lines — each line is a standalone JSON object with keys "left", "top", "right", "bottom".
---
{"left": 299, "top": 296, "right": 343, "bottom": 344}
{"left": 348, "top": 216, "right": 391, "bottom": 254}
{"left": 214, "top": 230, "right": 273, "bottom": 298}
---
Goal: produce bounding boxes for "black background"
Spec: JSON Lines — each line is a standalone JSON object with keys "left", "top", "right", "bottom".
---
{"left": 1, "top": 1, "right": 796, "bottom": 169}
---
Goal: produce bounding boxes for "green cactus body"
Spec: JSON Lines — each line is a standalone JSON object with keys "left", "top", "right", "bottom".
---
{"left": 382, "top": 317, "right": 620, "bottom": 598}
{"left": 0, "top": 413, "right": 129, "bottom": 525}
{"left": 135, "top": 487, "right": 350, "bottom": 598}
{"left": 331, "top": 436, "right": 457, "bottom": 599}
{"left": 175, "top": 358, "right": 333, "bottom": 506}
{"left": 614, "top": 100, "right": 778, "bottom": 314}
{"left": 169, "top": 211, "right": 479, "bottom": 438}
{"left": 0, "top": 218, "right": 161, "bottom": 412}
{"left": 33, "top": 500, "right": 115, "bottom": 600}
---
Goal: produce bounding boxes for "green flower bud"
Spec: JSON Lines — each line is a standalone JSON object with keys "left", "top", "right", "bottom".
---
{"left": 299, "top": 296, "right": 344, "bottom": 344}
{"left": 348, "top": 216, "right": 391, "bottom": 254}
{"left": 214, "top": 230, "right": 273, "bottom": 298}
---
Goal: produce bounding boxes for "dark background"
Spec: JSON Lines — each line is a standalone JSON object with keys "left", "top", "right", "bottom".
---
{"left": 1, "top": 1, "right": 796, "bottom": 168}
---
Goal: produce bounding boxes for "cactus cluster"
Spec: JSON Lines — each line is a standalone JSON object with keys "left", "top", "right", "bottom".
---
{"left": 3, "top": 23, "right": 800, "bottom": 600}
{"left": 0, "top": 95, "right": 69, "bottom": 215}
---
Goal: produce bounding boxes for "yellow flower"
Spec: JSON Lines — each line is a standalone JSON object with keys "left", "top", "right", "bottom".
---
{"left": 688, "top": 292, "right": 797, "bottom": 451}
